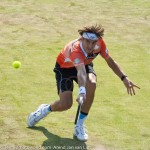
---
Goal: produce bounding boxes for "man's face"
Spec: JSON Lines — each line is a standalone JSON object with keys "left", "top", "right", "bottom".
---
{"left": 82, "top": 38, "right": 98, "bottom": 54}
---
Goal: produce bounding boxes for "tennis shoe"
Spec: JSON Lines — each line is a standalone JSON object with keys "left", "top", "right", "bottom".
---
{"left": 27, "top": 104, "right": 50, "bottom": 127}
{"left": 74, "top": 124, "right": 88, "bottom": 141}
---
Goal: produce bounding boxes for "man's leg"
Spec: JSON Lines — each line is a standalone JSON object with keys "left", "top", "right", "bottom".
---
{"left": 74, "top": 73, "right": 96, "bottom": 141}
{"left": 27, "top": 91, "right": 73, "bottom": 127}
{"left": 27, "top": 63, "right": 75, "bottom": 127}
{"left": 81, "top": 73, "right": 96, "bottom": 113}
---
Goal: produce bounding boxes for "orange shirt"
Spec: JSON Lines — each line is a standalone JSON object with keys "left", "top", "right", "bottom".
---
{"left": 56, "top": 38, "right": 110, "bottom": 68}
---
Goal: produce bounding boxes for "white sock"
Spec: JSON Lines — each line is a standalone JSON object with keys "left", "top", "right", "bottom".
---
{"left": 77, "top": 112, "right": 88, "bottom": 126}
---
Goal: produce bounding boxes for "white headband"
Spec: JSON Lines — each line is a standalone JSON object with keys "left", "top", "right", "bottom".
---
{"left": 82, "top": 32, "right": 98, "bottom": 40}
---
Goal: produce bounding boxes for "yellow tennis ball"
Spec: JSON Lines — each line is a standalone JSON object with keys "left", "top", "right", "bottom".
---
{"left": 12, "top": 61, "right": 21, "bottom": 69}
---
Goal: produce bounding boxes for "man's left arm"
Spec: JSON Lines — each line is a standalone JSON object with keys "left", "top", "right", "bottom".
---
{"left": 105, "top": 56, "right": 140, "bottom": 95}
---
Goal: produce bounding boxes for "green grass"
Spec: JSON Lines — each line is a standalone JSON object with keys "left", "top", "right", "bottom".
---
{"left": 0, "top": 0, "right": 150, "bottom": 150}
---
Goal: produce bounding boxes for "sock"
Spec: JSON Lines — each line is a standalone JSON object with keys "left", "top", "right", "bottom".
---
{"left": 77, "top": 111, "right": 88, "bottom": 126}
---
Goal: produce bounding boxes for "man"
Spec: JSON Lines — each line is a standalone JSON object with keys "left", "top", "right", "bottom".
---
{"left": 27, "top": 24, "right": 140, "bottom": 142}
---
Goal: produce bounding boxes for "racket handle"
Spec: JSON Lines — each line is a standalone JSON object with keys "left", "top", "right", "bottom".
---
{"left": 74, "top": 97, "right": 83, "bottom": 125}
{"left": 79, "top": 97, "right": 83, "bottom": 105}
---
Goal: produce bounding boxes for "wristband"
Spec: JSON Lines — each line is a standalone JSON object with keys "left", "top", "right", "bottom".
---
{"left": 121, "top": 75, "right": 127, "bottom": 81}
{"left": 79, "top": 86, "right": 86, "bottom": 94}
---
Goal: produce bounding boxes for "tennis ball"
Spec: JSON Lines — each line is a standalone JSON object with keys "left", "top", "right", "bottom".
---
{"left": 12, "top": 61, "right": 21, "bottom": 69}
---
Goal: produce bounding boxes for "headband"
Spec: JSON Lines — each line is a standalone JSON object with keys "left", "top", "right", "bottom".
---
{"left": 82, "top": 32, "right": 98, "bottom": 40}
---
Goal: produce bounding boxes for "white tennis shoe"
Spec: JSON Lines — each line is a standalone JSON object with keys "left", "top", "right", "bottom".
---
{"left": 27, "top": 104, "right": 50, "bottom": 127}
{"left": 74, "top": 125, "right": 88, "bottom": 141}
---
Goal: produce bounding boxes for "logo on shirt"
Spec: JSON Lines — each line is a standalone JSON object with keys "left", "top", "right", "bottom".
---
{"left": 86, "top": 53, "right": 99, "bottom": 59}
{"left": 94, "top": 45, "right": 99, "bottom": 50}
{"left": 74, "top": 58, "right": 80, "bottom": 64}
{"left": 64, "top": 58, "right": 71, "bottom": 62}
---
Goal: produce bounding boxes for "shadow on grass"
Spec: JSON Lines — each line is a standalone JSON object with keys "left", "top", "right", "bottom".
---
{"left": 28, "top": 126, "right": 88, "bottom": 150}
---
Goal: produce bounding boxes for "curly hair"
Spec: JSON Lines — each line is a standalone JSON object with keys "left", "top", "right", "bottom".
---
{"left": 78, "top": 24, "right": 104, "bottom": 38}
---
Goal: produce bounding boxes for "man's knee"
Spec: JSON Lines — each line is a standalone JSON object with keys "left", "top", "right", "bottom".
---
{"left": 65, "top": 100, "right": 72, "bottom": 110}
{"left": 60, "top": 99, "right": 73, "bottom": 111}
{"left": 87, "top": 80, "right": 96, "bottom": 91}
{"left": 87, "top": 73, "right": 97, "bottom": 90}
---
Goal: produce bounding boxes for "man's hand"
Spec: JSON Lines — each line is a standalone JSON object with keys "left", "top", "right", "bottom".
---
{"left": 76, "top": 94, "right": 86, "bottom": 105}
{"left": 123, "top": 78, "right": 140, "bottom": 95}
